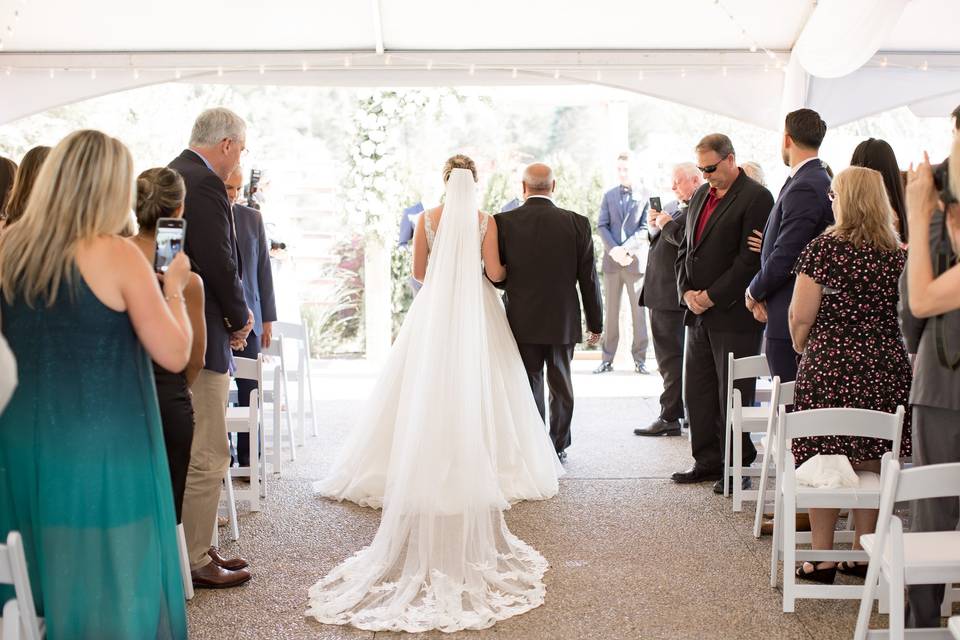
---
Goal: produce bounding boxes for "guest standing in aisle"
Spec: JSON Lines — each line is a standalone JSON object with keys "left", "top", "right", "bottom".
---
{"left": 671, "top": 134, "right": 773, "bottom": 493}
{"left": 169, "top": 107, "right": 254, "bottom": 588}
{"left": 595, "top": 152, "right": 651, "bottom": 375}
{"left": 635, "top": 162, "right": 703, "bottom": 437}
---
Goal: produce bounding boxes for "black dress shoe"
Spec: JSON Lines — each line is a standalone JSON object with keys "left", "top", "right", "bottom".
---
{"left": 635, "top": 362, "right": 650, "bottom": 374}
{"left": 634, "top": 418, "right": 681, "bottom": 437}
{"left": 713, "top": 476, "right": 752, "bottom": 494}
{"left": 671, "top": 465, "right": 723, "bottom": 484}
{"left": 593, "top": 361, "right": 613, "bottom": 374}
{"left": 557, "top": 450, "right": 568, "bottom": 463}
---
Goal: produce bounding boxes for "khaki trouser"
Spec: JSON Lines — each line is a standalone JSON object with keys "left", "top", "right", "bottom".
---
{"left": 182, "top": 368, "right": 231, "bottom": 570}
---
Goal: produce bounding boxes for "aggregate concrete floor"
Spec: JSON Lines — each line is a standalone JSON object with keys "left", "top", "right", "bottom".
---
{"left": 186, "top": 358, "right": 924, "bottom": 640}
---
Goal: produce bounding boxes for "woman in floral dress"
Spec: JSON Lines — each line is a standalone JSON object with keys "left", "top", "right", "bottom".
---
{"left": 787, "top": 166, "right": 912, "bottom": 584}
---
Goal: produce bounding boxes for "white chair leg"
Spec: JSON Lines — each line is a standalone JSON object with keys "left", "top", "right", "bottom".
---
{"left": 853, "top": 560, "right": 880, "bottom": 640}
{"left": 176, "top": 523, "right": 194, "bottom": 600}
{"left": 297, "top": 351, "right": 307, "bottom": 446}
{"left": 723, "top": 418, "right": 732, "bottom": 497}
{"left": 754, "top": 440, "right": 773, "bottom": 538}
{"left": 286, "top": 373, "right": 297, "bottom": 462}
{"left": 889, "top": 568, "right": 905, "bottom": 640}
{"left": 306, "top": 356, "right": 318, "bottom": 437}
{"left": 879, "top": 571, "right": 890, "bottom": 614}
{"left": 249, "top": 392, "right": 261, "bottom": 512}
{"left": 941, "top": 583, "right": 954, "bottom": 617}
{"left": 223, "top": 468, "right": 239, "bottom": 541}
{"left": 270, "top": 367, "right": 284, "bottom": 476}
{"left": 770, "top": 466, "right": 783, "bottom": 588}
{"left": 733, "top": 426, "right": 743, "bottom": 512}
{"left": 782, "top": 496, "right": 797, "bottom": 613}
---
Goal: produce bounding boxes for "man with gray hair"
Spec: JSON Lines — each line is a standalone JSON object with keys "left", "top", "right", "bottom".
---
{"left": 635, "top": 162, "right": 703, "bottom": 437}
{"left": 169, "top": 107, "right": 253, "bottom": 588}
{"left": 495, "top": 163, "right": 603, "bottom": 462}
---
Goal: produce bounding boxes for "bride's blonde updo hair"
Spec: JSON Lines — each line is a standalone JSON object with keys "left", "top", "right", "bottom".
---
{"left": 442, "top": 154, "right": 477, "bottom": 183}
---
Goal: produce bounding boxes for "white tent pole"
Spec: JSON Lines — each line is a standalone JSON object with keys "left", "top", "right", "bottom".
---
{"left": 371, "top": 0, "right": 384, "bottom": 56}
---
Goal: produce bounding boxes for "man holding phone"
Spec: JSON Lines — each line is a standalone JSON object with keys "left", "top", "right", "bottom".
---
{"left": 595, "top": 151, "right": 650, "bottom": 375}
{"left": 635, "top": 163, "right": 703, "bottom": 437}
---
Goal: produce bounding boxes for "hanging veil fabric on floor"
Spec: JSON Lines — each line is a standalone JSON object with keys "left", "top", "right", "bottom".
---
{"left": 307, "top": 168, "right": 562, "bottom": 633}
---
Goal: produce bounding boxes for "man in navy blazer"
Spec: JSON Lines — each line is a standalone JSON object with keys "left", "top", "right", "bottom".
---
{"left": 225, "top": 167, "right": 278, "bottom": 468}
{"left": 746, "top": 109, "right": 833, "bottom": 382}
{"left": 595, "top": 152, "right": 650, "bottom": 374}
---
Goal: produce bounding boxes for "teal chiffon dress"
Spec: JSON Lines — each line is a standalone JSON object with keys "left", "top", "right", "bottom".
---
{"left": 0, "top": 273, "right": 187, "bottom": 639}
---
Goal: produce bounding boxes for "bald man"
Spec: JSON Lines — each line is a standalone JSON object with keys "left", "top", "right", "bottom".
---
{"left": 494, "top": 163, "right": 603, "bottom": 462}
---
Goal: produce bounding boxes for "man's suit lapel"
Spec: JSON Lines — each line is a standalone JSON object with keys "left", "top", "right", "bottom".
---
{"left": 694, "top": 188, "right": 740, "bottom": 252}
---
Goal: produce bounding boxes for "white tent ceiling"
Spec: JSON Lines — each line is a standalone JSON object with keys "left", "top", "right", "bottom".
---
{"left": 1, "top": 0, "right": 959, "bottom": 129}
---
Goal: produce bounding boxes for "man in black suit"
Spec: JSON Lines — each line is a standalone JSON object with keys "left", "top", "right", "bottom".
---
{"left": 634, "top": 162, "right": 703, "bottom": 437}
{"left": 169, "top": 107, "right": 253, "bottom": 588}
{"left": 746, "top": 109, "right": 833, "bottom": 382}
{"left": 496, "top": 163, "right": 603, "bottom": 462}
{"left": 225, "top": 166, "right": 278, "bottom": 468}
{"left": 671, "top": 134, "right": 773, "bottom": 492}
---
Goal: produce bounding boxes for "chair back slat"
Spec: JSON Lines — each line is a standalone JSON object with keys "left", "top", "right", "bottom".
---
{"left": 232, "top": 355, "right": 261, "bottom": 383}
{"left": 780, "top": 381, "right": 795, "bottom": 406}
{"left": 274, "top": 321, "right": 306, "bottom": 343}
{"left": 781, "top": 406, "right": 904, "bottom": 444}
{"left": 730, "top": 354, "right": 769, "bottom": 380}
{"left": 894, "top": 462, "right": 960, "bottom": 503}
{"left": 1, "top": 532, "right": 42, "bottom": 640}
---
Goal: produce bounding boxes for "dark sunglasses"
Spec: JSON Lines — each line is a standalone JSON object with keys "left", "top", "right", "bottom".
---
{"left": 697, "top": 154, "right": 730, "bottom": 174}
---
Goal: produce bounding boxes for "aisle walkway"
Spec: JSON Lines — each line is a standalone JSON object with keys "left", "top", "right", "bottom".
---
{"left": 188, "top": 359, "right": 888, "bottom": 639}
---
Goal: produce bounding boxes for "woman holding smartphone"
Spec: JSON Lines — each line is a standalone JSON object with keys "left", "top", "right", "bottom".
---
{"left": 132, "top": 167, "right": 207, "bottom": 525}
{"left": 0, "top": 130, "right": 192, "bottom": 638}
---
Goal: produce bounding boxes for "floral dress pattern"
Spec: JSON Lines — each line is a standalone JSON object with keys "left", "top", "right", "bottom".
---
{"left": 790, "top": 234, "right": 912, "bottom": 466}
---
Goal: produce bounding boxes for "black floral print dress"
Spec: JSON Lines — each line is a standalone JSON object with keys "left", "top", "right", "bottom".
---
{"left": 790, "top": 234, "right": 912, "bottom": 466}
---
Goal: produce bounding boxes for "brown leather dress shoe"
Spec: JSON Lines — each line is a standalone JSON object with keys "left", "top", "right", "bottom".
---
{"left": 760, "top": 513, "right": 812, "bottom": 535}
{"left": 191, "top": 562, "right": 251, "bottom": 589}
{"left": 208, "top": 546, "right": 249, "bottom": 570}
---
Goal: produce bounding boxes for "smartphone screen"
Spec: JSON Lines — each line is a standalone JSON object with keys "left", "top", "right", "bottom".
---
{"left": 649, "top": 196, "right": 662, "bottom": 211}
{"left": 154, "top": 218, "right": 186, "bottom": 274}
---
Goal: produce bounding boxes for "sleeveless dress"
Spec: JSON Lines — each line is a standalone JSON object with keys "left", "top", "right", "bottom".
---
{"left": 152, "top": 362, "right": 194, "bottom": 524}
{"left": 0, "top": 272, "right": 187, "bottom": 639}
{"left": 790, "top": 235, "right": 913, "bottom": 465}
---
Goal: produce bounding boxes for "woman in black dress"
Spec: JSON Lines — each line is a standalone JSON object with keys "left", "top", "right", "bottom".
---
{"left": 132, "top": 167, "right": 207, "bottom": 522}
{"left": 788, "top": 166, "right": 912, "bottom": 584}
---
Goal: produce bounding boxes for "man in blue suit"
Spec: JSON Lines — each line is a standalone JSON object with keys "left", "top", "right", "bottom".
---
{"left": 225, "top": 166, "right": 277, "bottom": 468}
{"left": 595, "top": 152, "right": 650, "bottom": 374}
{"left": 746, "top": 109, "right": 833, "bottom": 382}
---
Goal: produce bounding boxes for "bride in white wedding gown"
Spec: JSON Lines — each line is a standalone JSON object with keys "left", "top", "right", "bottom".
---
{"left": 306, "top": 158, "right": 563, "bottom": 633}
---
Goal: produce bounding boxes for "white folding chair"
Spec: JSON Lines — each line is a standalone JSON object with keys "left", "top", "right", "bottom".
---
{"left": 274, "top": 320, "right": 318, "bottom": 442}
{"left": 723, "top": 353, "right": 770, "bottom": 508}
{"left": 772, "top": 406, "right": 904, "bottom": 612}
{"left": 854, "top": 460, "right": 960, "bottom": 639}
{"left": 753, "top": 378, "right": 795, "bottom": 538}
{"left": 175, "top": 523, "right": 194, "bottom": 601}
{"left": 226, "top": 356, "right": 263, "bottom": 513}
{"left": 0, "top": 532, "right": 43, "bottom": 640}
{"left": 260, "top": 337, "right": 296, "bottom": 471}
{"left": 948, "top": 616, "right": 960, "bottom": 639}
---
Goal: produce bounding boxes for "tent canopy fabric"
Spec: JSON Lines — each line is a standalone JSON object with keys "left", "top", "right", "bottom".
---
{"left": 0, "top": 0, "right": 958, "bottom": 128}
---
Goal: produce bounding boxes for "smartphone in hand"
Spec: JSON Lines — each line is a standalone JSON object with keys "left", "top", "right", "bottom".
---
{"left": 154, "top": 217, "right": 187, "bottom": 274}
{"left": 649, "top": 196, "right": 662, "bottom": 212}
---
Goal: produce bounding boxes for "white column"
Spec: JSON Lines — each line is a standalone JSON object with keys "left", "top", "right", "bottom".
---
{"left": 363, "top": 238, "right": 392, "bottom": 363}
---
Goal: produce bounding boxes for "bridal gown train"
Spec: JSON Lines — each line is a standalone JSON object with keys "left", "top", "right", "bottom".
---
{"left": 307, "top": 169, "right": 563, "bottom": 633}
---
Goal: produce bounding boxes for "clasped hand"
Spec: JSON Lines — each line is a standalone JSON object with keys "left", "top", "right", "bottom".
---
{"left": 683, "top": 289, "right": 714, "bottom": 315}
{"left": 230, "top": 309, "right": 255, "bottom": 351}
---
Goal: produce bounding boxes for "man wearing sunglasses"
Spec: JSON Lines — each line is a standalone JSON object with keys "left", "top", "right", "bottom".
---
{"left": 671, "top": 133, "right": 773, "bottom": 493}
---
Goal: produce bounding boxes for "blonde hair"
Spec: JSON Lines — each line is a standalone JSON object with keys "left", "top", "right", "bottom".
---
{"left": 0, "top": 130, "right": 134, "bottom": 306}
{"left": 825, "top": 166, "right": 900, "bottom": 252}
{"left": 442, "top": 154, "right": 477, "bottom": 183}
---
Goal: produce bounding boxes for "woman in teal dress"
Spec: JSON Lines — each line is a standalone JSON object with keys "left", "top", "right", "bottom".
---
{"left": 0, "top": 130, "right": 195, "bottom": 639}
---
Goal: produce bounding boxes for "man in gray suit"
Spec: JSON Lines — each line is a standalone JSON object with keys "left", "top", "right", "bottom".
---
{"left": 595, "top": 152, "right": 650, "bottom": 374}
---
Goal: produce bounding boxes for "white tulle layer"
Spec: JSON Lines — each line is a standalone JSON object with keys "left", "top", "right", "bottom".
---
{"left": 307, "top": 169, "right": 562, "bottom": 632}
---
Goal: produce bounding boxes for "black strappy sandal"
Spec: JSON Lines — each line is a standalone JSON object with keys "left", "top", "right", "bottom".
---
{"left": 837, "top": 561, "right": 868, "bottom": 579}
{"left": 796, "top": 562, "right": 837, "bottom": 584}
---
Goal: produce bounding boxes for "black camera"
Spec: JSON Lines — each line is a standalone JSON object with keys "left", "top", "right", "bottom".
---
{"left": 933, "top": 158, "right": 957, "bottom": 206}
{"left": 244, "top": 168, "right": 262, "bottom": 210}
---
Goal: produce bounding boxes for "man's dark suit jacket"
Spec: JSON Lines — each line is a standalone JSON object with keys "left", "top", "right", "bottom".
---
{"left": 233, "top": 203, "right": 277, "bottom": 337}
{"left": 169, "top": 150, "right": 248, "bottom": 374}
{"left": 639, "top": 199, "right": 686, "bottom": 311}
{"left": 748, "top": 160, "right": 833, "bottom": 341}
{"left": 495, "top": 196, "right": 603, "bottom": 344}
{"left": 677, "top": 170, "right": 773, "bottom": 331}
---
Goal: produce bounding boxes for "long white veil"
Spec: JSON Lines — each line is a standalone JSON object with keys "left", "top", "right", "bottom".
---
{"left": 306, "top": 169, "right": 551, "bottom": 632}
